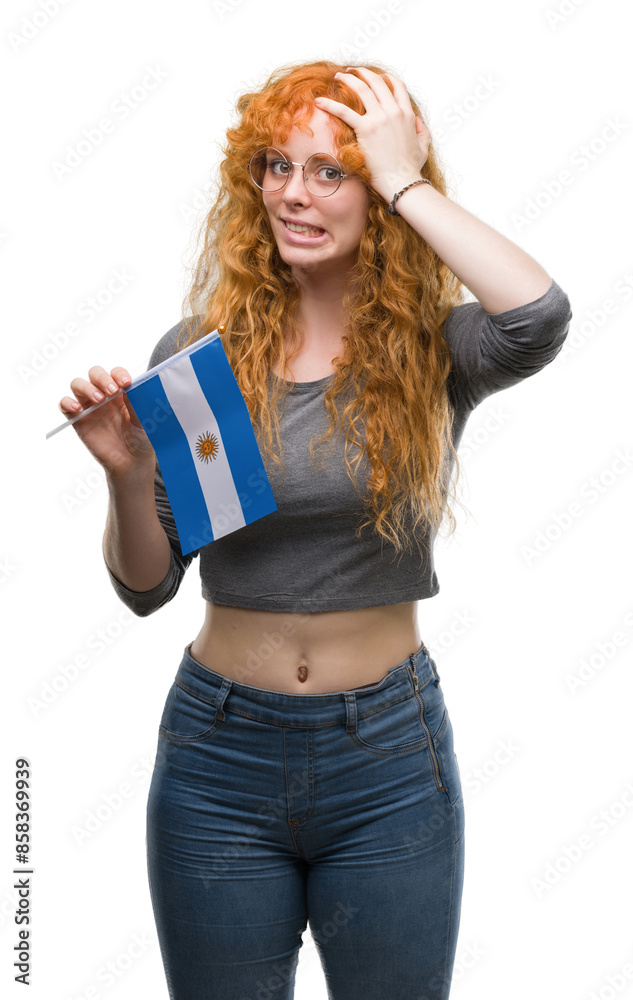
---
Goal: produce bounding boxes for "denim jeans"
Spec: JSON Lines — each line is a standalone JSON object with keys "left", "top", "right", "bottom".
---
{"left": 146, "top": 640, "right": 465, "bottom": 1000}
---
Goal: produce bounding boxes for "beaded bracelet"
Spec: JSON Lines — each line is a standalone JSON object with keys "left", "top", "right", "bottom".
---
{"left": 388, "top": 178, "right": 432, "bottom": 216}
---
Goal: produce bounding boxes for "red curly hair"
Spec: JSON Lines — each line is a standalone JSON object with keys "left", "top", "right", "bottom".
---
{"left": 178, "top": 58, "right": 468, "bottom": 559}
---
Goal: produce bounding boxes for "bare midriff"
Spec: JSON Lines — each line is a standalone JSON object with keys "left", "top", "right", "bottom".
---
{"left": 189, "top": 601, "right": 423, "bottom": 694}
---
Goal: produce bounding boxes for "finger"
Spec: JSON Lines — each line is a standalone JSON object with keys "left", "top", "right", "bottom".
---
{"left": 333, "top": 70, "right": 384, "bottom": 112}
{"left": 314, "top": 94, "right": 363, "bottom": 125}
{"left": 69, "top": 375, "right": 109, "bottom": 404}
{"left": 58, "top": 389, "right": 122, "bottom": 416}
{"left": 415, "top": 114, "right": 430, "bottom": 137}
{"left": 58, "top": 394, "right": 82, "bottom": 414}
{"left": 122, "top": 392, "right": 143, "bottom": 429}
{"left": 386, "top": 73, "right": 420, "bottom": 113}
{"left": 339, "top": 67, "right": 402, "bottom": 109}
{"left": 66, "top": 365, "right": 131, "bottom": 409}
{"left": 88, "top": 364, "right": 124, "bottom": 397}
{"left": 110, "top": 365, "right": 132, "bottom": 387}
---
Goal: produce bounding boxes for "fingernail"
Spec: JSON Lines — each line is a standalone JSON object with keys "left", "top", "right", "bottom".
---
{"left": 93, "top": 391, "right": 104, "bottom": 400}
{"left": 107, "top": 382, "right": 117, "bottom": 393}
{"left": 120, "top": 376, "right": 130, "bottom": 385}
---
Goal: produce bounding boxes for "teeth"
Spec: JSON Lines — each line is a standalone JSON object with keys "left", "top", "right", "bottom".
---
{"left": 284, "top": 220, "right": 324, "bottom": 235}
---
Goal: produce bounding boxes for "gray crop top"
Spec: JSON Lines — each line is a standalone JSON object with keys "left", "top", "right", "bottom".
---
{"left": 105, "top": 279, "right": 572, "bottom": 616}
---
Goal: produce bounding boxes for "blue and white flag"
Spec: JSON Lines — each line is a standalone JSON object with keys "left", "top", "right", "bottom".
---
{"left": 125, "top": 329, "right": 277, "bottom": 555}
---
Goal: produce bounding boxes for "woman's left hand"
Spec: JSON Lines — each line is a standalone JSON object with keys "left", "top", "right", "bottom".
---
{"left": 315, "top": 67, "right": 430, "bottom": 204}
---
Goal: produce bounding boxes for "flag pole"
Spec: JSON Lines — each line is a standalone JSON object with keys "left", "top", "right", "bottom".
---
{"left": 45, "top": 389, "right": 126, "bottom": 440}
{"left": 45, "top": 325, "right": 226, "bottom": 441}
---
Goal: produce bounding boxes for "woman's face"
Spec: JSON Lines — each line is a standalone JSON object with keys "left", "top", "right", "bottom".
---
{"left": 261, "top": 109, "right": 371, "bottom": 279}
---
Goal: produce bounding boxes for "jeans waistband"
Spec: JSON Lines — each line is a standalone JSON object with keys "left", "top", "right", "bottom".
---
{"left": 174, "top": 640, "right": 439, "bottom": 729}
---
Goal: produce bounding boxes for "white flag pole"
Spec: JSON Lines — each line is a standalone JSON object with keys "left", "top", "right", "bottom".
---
{"left": 45, "top": 326, "right": 223, "bottom": 441}
{"left": 45, "top": 388, "right": 127, "bottom": 440}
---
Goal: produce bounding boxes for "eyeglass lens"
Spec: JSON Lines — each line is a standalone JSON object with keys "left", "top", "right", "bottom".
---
{"left": 249, "top": 148, "right": 344, "bottom": 196}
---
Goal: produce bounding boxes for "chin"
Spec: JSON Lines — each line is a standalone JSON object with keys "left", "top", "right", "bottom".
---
{"left": 278, "top": 245, "right": 325, "bottom": 265}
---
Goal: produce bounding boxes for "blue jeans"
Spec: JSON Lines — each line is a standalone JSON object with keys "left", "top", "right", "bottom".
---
{"left": 146, "top": 640, "right": 465, "bottom": 1000}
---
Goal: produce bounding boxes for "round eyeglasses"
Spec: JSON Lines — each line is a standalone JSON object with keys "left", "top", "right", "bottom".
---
{"left": 248, "top": 146, "right": 350, "bottom": 197}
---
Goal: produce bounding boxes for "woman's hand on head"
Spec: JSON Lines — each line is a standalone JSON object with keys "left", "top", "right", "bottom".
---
{"left": 315, "top": 66, "right": 431, "bottom": 205}
{"left": 58, "top": 365, "right": 156, "bottom": 481}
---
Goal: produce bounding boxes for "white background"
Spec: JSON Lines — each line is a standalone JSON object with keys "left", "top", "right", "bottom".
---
{"left": 3, "top": 0, "right": 633, "bottom": 997}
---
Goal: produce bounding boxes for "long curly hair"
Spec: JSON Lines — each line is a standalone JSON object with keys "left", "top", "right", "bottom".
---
{"left": 177, "top": 59, "right": 468, "bottom": 561}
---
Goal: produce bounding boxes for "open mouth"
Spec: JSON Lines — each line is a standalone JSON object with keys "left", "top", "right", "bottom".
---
{"left": 283, "top": 220, "right": 326, "bottom": 238}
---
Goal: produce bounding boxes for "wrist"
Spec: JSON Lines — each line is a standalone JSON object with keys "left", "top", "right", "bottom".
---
{"left": 375, "top": 175, "right": 433, "bottom": 215}
{"left": 373, "top": 174, "right": 419, "bottom": 203}
{"left": 105, "top": 460, "right": 156, "bottom": 494}
{"left": 388, "top": 177, "right": 432, "bottom": 215}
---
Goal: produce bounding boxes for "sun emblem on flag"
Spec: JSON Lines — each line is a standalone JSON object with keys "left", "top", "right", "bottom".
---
{"left": 195, "top": 431, "right": 219, "bottom": 463}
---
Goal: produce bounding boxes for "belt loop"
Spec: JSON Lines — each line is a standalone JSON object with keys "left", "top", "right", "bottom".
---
{"left": 417, "top": 640, "right": 440, "bottom": 687}
{"left": 344, "top": 692, "right": 357, "bottom": 734}
{"left": 429, "top": 655, "right": 441, "bottom": 687}
{"left": 214, "top": 678, "right": 232, "bottom": 723}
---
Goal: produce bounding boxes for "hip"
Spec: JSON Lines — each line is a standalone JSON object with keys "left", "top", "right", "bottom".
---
{"left": 151, "top": 637, "right": 464, "bottom": 830}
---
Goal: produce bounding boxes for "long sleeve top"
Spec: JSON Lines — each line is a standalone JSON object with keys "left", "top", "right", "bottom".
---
{"left": 105, "top": 278, "right": 572, "bottom": 616}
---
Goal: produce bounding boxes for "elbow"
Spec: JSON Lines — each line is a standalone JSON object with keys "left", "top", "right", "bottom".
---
{"left": 116, "top": 590, "right": 177, "bottom": 617}
{"left": 104, "top": 555, "right": 181, "bottom": 618}
{"left": 126, "top": 602, "right": 159, "bottom": 619}
{"left": 548, "top": 287, "right": 573, "bottom": 349}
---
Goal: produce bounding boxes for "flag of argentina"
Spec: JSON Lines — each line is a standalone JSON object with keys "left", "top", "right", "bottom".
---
{"left": 125, "top": 328, "right": 277, "bottom": 555}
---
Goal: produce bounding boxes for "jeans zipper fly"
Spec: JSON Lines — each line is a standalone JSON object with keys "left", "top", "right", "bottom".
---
{"left": 411, "top": 668, "right": 446, "bottom": 793}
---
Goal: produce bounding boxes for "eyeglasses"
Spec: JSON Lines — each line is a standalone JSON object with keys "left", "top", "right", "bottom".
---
{"left": 248, "top": 146, "right": 351, "bottom": 197}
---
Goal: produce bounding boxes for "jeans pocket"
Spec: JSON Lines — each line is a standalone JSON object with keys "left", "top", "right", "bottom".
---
{"left": 346, "top": 692, "right": 428, "bottom": 757}
{"left": 433, "top": 712, "right": 462, "bottom": 807}
{"left": 158, "top": 679, "right": 224, "bottom": 744}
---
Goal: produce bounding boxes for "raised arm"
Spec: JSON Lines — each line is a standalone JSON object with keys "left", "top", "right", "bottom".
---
{"left": 378, "top": 182, "right": 552, "bottom": 314}
{"left": 317, "top": 67, "right": 556, "bottom": 314}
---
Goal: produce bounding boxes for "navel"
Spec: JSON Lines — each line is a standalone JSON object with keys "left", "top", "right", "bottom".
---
{"left": 297, "top": 664, "right": 309, "bottom": 684}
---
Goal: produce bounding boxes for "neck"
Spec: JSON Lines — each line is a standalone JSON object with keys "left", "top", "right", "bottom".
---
{"left": 290, "top": 266, "right": 355, "bottom": 348}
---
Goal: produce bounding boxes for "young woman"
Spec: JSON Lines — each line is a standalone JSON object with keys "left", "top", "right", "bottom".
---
{"left": 58, "top": 61, "right": 571, "bottom": 1000}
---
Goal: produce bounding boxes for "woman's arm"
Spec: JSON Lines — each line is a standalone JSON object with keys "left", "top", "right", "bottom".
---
{"left": 318, "top": 67, "right": 553, "bottom": 314}
{"left": 102, "top": 458, "right": 199, "bottom": 618}
{"left": 100, "top": 320, "right": 203, "bottom": 615}
{"left": 373, "top": 180, "right": 552, "bottom": 314}
{"left": 102, "top": 467, "right": 173, "bottom": 593}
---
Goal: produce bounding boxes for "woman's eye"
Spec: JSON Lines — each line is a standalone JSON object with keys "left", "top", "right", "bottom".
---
{"left": 269, "top": 159, "right": 291, "bottom": 175}
{"left": 318, "top": 166, "right": 342, "bottom": 181}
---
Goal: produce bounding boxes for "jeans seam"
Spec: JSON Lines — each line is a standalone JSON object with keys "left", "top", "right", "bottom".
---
{"left": 345, "top": 731, "right": 428, "bottom": 757}
{"left": 174, "top": 677, "right": 219, "bottom": 709}
{"left": 158, "top": 722, "right": 222, "bottom": 744}
{"left": 439, "top": 828, "right": 458, "bottom": 999}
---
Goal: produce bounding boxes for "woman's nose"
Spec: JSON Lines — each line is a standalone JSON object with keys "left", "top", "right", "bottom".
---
{"left": 282, "top": 165, "right": 311, "bottom": 201}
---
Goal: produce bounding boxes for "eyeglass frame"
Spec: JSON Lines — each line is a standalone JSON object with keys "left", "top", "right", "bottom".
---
{"left": 248, "top": 146, "right": 353, "bottom": 197}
